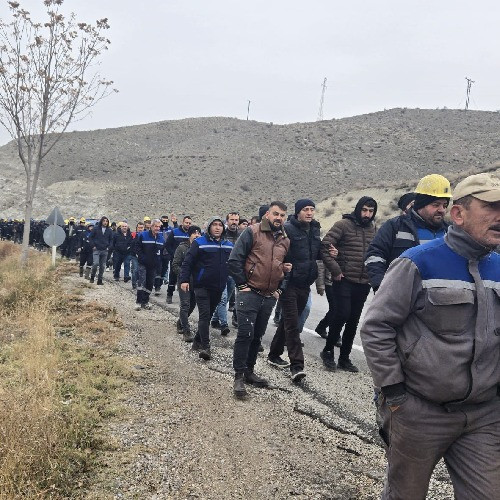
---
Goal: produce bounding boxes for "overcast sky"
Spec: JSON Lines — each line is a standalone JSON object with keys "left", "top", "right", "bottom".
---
{"left": 1, "top": 0, "right": 500, "bottom": 145}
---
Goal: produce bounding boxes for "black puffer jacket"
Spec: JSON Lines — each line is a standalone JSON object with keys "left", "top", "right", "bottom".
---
{"left": 112, "top": 230, "right": 134, "bottom": 255}
{"left": 284, "top": 216, "right": 321, "bottom": 289}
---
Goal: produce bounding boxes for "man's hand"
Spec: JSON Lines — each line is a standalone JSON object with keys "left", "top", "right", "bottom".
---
{"left": 328, "top": 244, "right": 338, "bottom": 257}
{"left": 272, "top": 291, "right": 280, "bottom": 300}
{"left": 283, "top": 263, "right": 292, "bottom": 273}
{"left": 180, "top": 282, "right": 189, "bottom": 292}
{"left": 317, "top": 288, "right": 325, "bottom": 296}
{"left": 333, "top": 273, "right": 344, "bottom": 281}
{"left": 239, "top": 287, "right": 251, "bottom": 292}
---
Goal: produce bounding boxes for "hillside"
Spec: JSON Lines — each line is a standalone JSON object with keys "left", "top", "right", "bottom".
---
{"left": 1, "top": 108, "right": 500, "bottom": 224}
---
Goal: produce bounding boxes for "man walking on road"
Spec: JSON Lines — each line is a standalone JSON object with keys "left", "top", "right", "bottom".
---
{"left": 320, "top": 196, "right": 377, "bottom": 372}
{"left": 361, "top": 173, "right": 500, "bottom": 499}
{"left": 267, "top": 199, "right": 321, "bottom": 383}
{"left": 89, "top": 216, "right": 113, "bottom": 285}
{"left": 228, "top": 201, "right": 291, "bottom": 398}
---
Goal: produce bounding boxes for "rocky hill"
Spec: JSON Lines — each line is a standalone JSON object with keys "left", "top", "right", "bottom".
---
{"left": 1, "top": 108, "right": 500, "bottom": 224}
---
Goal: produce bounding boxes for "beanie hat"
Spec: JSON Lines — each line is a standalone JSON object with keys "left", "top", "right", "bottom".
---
{"left": 258, "top": 205, "right": 269, "bottom": 220}
{"left": 413, "top": 194, "right": 440, "bottom": 211}
{"left": 397, "top": 192, "right": 416, "bottom": 211}
{"left": 294, "top": 198, "right": 315, "bottom": 215}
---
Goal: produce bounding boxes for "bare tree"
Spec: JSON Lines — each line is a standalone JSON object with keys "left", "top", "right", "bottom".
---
{"left": 0, "top": 0, "right": 116, "bottom": 263}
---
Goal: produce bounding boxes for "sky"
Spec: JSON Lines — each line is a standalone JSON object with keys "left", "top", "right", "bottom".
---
{"left": 1, "top": 0, "right": 500, "bottom": 145}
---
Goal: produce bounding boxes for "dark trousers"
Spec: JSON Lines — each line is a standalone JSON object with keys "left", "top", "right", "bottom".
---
{"left": 136, "top": 263, "right": 156, "bottom": 304}
{"left": 316, "top": 284, "right": 334, "bottom": 330}
{"left": 155, "top": 257, "right": 170, "bottom": 291}
{"left": 167, "top": 261, "right": 177, "bottom": 296}
{"left": 79, "top": 247, "right": 93, "bottom": 268}
{"left": 233, "top": 290, "right": 276, "bottom": 373}
{"left": 91, "top": 249, "right": 108, "bottom": 280}
{"left": 325, "top": 279, "right": 370, "bottom": 358}
{"left": 378, "top": 393, "right": 500, "bottom": 499}
{"left": 269, "top": 285, "right": 309, "bottom": 369}
{"left": 178, "top": 284, "right": 196, "bottom": 332}
{"left": 113, "top": 252, "right": 131, "bottom": 279}
{"left": 193, "top": 287, "right": 223, "bottom": 348}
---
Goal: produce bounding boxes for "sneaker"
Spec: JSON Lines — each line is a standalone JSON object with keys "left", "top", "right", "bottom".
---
{"left": 176, "top": 319, "right": 183, "bottom": 333}
{"left": 338, "top": 358, "right": 359, "bottom": 373}
{"left": 244, "top": 370, "right": 269, "bottom": 387}
{"left": 166, "top": 295, "right": 173, "bottom": 304}
{"left": 124, "top": 277, "right": 131, "bottom": 283}
{"left": 267, "top": 356, "right": 290, "bottom": 368}
{"left": 220, "top": 325, "right": 230, "bottom": 336}
{"left": 210, "top": 320, "right": 221, "bottom": 329}
{"left": 191, "top": 340, "right": 202, "bottom": 351}
{"left": 134, "top": 304, "right": 141, "bottom": 311}
{"left": 143, "top": 303, "right": 152, "bottom": 310}
{"left": 233, "top": 373, "right": 247, "bottom": 398}
{"left": 320, "top": 350, "right": 336, "bottom": 371}
{"left": 199, "top": 348, "right": 211, "bottom": 361}
{"left": 290, "top": 366, "right": 306, "bottom": 383}
{"left": 315, "top": 325, "right": 328, "bottom": 339}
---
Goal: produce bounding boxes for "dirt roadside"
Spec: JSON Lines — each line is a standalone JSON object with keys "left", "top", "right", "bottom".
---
{"left": 71, "top": 272, "right": 452, "bottom": 500}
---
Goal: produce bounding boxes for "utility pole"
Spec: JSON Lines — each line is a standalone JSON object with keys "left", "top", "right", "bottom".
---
{"left": 465, "top": 77, "right": 475, "bottom": 111}
{"left": 247, "top": 100, "right": 251, "bottom": 120}
{"left": 317, "top": 77, "right": 327, "bottom": 121}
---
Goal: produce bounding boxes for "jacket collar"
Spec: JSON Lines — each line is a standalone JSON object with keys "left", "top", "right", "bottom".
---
{"left": 445, "top": 225, "right": 492, "bottom": 260}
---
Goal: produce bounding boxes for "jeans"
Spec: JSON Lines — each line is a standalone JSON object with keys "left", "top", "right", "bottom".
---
{"left": 233, "top": 290, "right": 276, "bottom": 373}
{"left": 130, "top": 255, "right": 138, "bottom": 286}
{"left": 269, "top": 285, "right": 310, "bottom": 369}
{"left": 91, "top": 249, "right": 108, "bottom": 280}
{"left": 297, "top": 291, "right": 312, "bottom": 332}
{"left": 325, "top": 279, "right": 370, "bottom": 358}
{"left": 113, "top": 252, "right": 132, "bottom": 279}
{"left": 193, "top": 287, "right": 223, "bottom": 348}
{"left": 211, "top": 276, "right": 235, "bottom": 327}
{"left": 178, "top": 284, "right": 196, "bottom": 332}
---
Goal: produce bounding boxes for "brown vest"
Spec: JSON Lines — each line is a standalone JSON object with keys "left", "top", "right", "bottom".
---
{"left": 244, "top": 219, "right": 290, "bottom": 294}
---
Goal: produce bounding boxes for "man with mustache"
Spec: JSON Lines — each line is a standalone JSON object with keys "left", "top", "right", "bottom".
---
{"left": 361, "top": 173, "right": 500, "bottom": 499}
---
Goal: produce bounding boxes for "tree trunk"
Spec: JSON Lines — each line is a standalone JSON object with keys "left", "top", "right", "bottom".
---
{"left": 20, "top": 200, "right": 32, "bottom": 265}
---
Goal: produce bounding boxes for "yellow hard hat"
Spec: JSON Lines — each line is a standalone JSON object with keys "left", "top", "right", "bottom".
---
{"left": 415, "top": 174, "right": 452, "bottom": 198}
{"left": 64, "top": 219, "right": 69, "bottom": 224}
{"left": 80, "top": 217, "right": 86, "bottom": 223}
{"left": 69, "top": 216, "right": 75, "bottom": 221}
{"left": 144, "top": 216, "right": 151, "bottom": 222}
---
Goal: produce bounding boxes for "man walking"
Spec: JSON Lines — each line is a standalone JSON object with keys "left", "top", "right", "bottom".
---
{"left": 228, "top": 202, "right": 291, "bottom": 398}
{"left": 134, "top": 219, "right": 165, "bottom": 310}
{"left": 319, "top": 196, "right": 377, "bottom": 372}
{"left": 361, "top": 173, "right": 500, "bottom": 499}
{"left": 89, "top": 216, "right": 113, "bottom": 285}
{"left": 179, "top": 217, "right": 233, "bottom": 360}
{"left": 365, "top": 174, "right": 451, "bottom": 290}
{"left": 267, "top": 199, "right": 321, "bottom": 382}
{"left": 112, "top": 221, "right": 134, "bottom": 282}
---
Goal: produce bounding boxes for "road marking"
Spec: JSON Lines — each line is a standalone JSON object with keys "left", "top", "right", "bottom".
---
{"left": 302, "top": 327, "right": 364, "bottom": 352}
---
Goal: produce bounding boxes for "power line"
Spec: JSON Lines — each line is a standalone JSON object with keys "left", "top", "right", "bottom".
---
{"left": 317, "top": 77, "right": 327, "bottom": 121}
{"left": 465, "top": 77, "right": 475, "bottom": 111}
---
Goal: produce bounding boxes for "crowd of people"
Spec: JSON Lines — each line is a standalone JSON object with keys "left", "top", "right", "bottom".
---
{"left": 2, "top": 171, "right": 500, "bottom": 499}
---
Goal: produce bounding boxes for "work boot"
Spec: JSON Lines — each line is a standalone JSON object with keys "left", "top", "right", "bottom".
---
{"left": 244, "top": 370, "right": 269, "bottom": 387}
{"left": 176, "top": 319, "right": 183, "bottom": 334}
{"left": 220, "top": 325, "right": 230, "bottom": 336}
{"left": 84, "top": 267, "right": 91, "bottom": 280}
{"left": 191, "top": 339, "right": 202, "bottom": 351}
{"left": 166, "top": 295, "right": 173, "bottom": 304}
{"left": 234, "top": 373, "right": 247, "bottom": 398}
{"left": 124, "top": 276, "right": 131, "bottom": 283}
{"left": 79, "top": 266, "right": 84, "bottom": 277}
{"left": 90, "top": 274, "right": 95, "bottom": 284}
{"left": 183, "top": 330, "right": 194, "bottom": 343}
{"left": 320, "top": 350, "right": 336, "bottom": 371}
{"left": 337, "top": 358, "right": 359, "bottom": 373}
{"left": 315, "top": 325, "right": 328, "bottom": 339}
{"left": 97, "top": 278, "right": 103, "bottom": 285}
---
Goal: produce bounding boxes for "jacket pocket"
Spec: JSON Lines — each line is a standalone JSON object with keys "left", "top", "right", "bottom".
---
{"left": 423, "top": 288, "right": 475, "bottom": 335}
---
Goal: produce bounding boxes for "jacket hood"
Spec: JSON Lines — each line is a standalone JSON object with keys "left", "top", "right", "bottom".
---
{"left": 349, "top": 196, "right": 377, "bottom": 226}
{"left": 206, "top": 216, "right": 226, "bottom": 239}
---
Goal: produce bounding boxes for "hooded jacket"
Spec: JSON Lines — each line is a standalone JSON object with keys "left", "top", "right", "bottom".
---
{"left": 361, "top": 225, "right": 500, "bottom": 408}
{"left": 88, "top": 217, "right": 113, "bottom": 251}
{"left": 321, "top": 196, "right": 377, "bottom": 284}
{"left": 179, "top": 217, "right": 233, "bottom": 291}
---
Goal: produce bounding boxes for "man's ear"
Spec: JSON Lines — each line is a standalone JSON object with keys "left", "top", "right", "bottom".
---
{"left": 450, "top": 204, "right": 464, "bottom": 226}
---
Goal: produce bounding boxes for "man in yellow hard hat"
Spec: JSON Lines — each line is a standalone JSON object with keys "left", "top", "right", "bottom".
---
{"left": 365, "top": 174, "right": 451, "bottom": 290}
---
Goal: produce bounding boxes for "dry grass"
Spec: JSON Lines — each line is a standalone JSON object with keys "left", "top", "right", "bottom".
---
{"left": 0, "top": 242, "right": 130, "bottom": 498}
